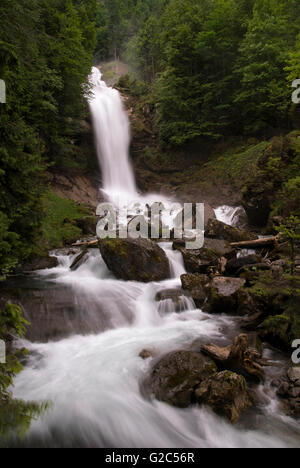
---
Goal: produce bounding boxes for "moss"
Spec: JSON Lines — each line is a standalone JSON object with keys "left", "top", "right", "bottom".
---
{"left": 249, "top": 271, "right": 300, "bottom": 350}
{"left": 201, "top": 140, "right": 268, "bottom": 190}
{"left": 259, "top": 314, "right": 291, "bottom": 349}
{"left": 103, "top": 238, "right": 129, "bottom": 258}
{"left": 38, "top": 192, "right": 90, "bottom": 250}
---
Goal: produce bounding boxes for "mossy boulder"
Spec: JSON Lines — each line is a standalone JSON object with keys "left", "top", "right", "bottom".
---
{"left": 242, "top": 272, "right": 300, "bottom": 350}
{"left": 99, "top": 237, "right": 170, "bottom": 282}
{"left": 173, "top": 237, "right": 235, "bottom": 275}
{"left": 180, "top": 273, "right": 209, "bottom": 308}
{"left": 204, "top": 276, "right": 246, "bottom": 314}
{"left": 195, "top": 371, "right": 252, "bottom": 422}
{"left": 205, "top": 218, "right": 256, "bottom": 242}
{"left": 144, "top": 350, "right": 217, "bottom": 408}
{"left": 258, "top": 306, "right": 300, "bottom": 351}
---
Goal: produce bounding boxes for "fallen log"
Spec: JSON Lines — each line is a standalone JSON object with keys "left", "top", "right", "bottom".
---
{"left": 229, "top": 236, "right": 278, "bottom": 249}
{"left": 200, "top": 334, "right": 264, "bottom": 382}
{"left": 71, "top": 239, "right": 98, "bottom": 247}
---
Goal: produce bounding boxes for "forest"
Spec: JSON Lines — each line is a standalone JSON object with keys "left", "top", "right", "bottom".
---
{"left": 1, "top": 0, "right": 300, "bottom": 278}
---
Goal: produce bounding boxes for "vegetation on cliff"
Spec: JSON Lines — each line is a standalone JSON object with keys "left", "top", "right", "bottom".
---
{"left": 0, "top": 0, "right": 97, "bottom": 278}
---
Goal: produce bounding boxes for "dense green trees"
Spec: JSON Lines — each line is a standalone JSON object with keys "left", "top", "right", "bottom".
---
{"left": 0, "top": 0, "right": 96, "bottom": 277}
{"left": 234, "top": 0, "right": 299, "bottom": 135}
{"left": 1, "top": 0, "right": 300, "bottom": 276}
{"left": 96, "top": 0, "right": 300, "bottom": 144}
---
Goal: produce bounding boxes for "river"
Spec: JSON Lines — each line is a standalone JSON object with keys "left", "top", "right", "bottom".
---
{"left": 4, "top": 67, "right": 300, "bottom": 448}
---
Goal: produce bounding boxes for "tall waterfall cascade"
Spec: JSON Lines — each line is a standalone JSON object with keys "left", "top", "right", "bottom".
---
{"left": 7, "top": 67, "right": 300, "bottom": 449}
{"left": 88, "top": 67, "right": 137, "bottom": 203}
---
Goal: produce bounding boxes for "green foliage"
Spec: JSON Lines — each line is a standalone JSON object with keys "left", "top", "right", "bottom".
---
{"left": 117, "top": 74, "right": 149, "bottom": 97}
{"left": 41, "top": 192, "right": 90, "bottom": 249}
{"left": 234, "top": 0, "right": 298, "bottom": 135}
{"left": 0, "top": 0, "right": 96, "bottom": 277}
{"left": 96, "top": 0, "right": 300, "bottom": 145}
{"left": 0, "top": 304, "right": 48, "bottom": 441}
{"left": 0, "top": 399, "right": 49, "bottom": 442}
{"left": 276, "top": 215, "right": 300, "bottom": 275}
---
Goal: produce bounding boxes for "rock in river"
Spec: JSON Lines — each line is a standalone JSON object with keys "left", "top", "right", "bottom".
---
{"left": 99, "top": 237, "right": 170, "bottom": 282}
{"left": 195, "top": 371, "right": 252, "bottom": 422}
{"left": 144, "top": 350, "right": 217, "bottom": 408}
{"left": 205, "top": 218, "right": 256, "bottom": 243}
{"left": 204, "top": 276, "right": 246, "bottom": 314}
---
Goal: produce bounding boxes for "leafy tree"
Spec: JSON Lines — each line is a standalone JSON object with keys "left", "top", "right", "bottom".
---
{"left": 234, "top": 0, "right": 299, "bottom": 135}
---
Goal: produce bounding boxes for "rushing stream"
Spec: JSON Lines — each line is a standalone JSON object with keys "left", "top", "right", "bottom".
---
{"left": 4, "top": 67, "right": 300, "bottom": 447}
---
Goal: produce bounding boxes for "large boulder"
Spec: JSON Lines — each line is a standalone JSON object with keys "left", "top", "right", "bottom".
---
{"left": 205, "top": 218, "right": 256, "bottom": 243}
{"left": 99, "top": 237, "right": 170, "bottom": 282}
{"left": 195, "top": 371, "right": 252, "bottom": 422}
{"left": 144, "top": 350, "right": 217, "bottom": 408}
{"left": 180, "top": 273, "right": 209, "bottom": 308}
{"left": 204, "top": 276, "right": 246, "bottom": 314}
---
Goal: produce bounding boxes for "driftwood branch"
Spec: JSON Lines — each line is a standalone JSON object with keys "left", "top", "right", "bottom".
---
{"left": 229, "top": 236, "right": 278, "bottom": 249}
{"left": 71, "top": 239, "right": 98, "bottom": 247}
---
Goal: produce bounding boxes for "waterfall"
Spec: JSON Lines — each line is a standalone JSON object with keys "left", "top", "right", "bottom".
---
{"left": 7, "top": 68, "right": 300, "bottom": 449}
{"left": 88, "top": 67, "right": 137, "bottom": 203}
{"left": 214, "top": 205, "right": 247, "bottom": 228}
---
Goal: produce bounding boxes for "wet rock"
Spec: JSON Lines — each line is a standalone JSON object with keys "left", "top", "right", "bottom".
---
{"left": 200, "top": 334, "right": 264, "bottom": 382}
{"left": 155, "top": 289, "right": 192, "bottom": 313}
{"left": 274, "top": 367, "right": 300, "bottom": 417}
{"left": 204, "top": 276, "right": 246, "bottom": 314}
{"left": 0, "top": 283, "right": 117, "bottom": 342}
{"left": 226, "top": 255, "right": 262, "bottom": 276}
{"left": 287, "top": 367, "right": 300, "bottom": 385}
{"left": 99, "top": 237, "right": 170, "bottom": 282}
{"left": 173, "top": 238, "right": 235, "bottom": 275}
{"left": 195, "top": 371, "right": 252, "bottom": 422}
{"left": 180, "top": 274, "right": 209, "bottom": 308}
{"left": 205, "top": 218, "right": 256, "bottom": 243}
{"left": 70, "top": 249, "right": 89, "bottom": 271}
{"left": 182, "top": 248, "right": 219, "bottom": 274}
{"left": 271, "top": 259, "right": 287, "bottom": 279}
{"left": 241, "top": 185, "right": 270, "bottom": 227}
{"left": 144, "top": 350, "right": 217, "bottom": 408}
{"left": 18, "top": 255, "right": 59, "bottom": 272}
{"left": 139, "top": 349, "right": 156, "bottom": 360}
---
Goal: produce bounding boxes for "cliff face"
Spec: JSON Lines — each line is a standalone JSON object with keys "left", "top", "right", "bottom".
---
{"left": 121, "top": 86, "right": 241, "bottom": 208}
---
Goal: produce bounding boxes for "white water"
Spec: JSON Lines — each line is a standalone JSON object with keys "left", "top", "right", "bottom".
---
{"left": 214, "top": 205, "right": 247, "bottom": 228}
{"left": 88, "top": 67, "right": 137, "bottom": 202}
{"left": 9, "top": 69, "right": 300, "bottom": 448}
